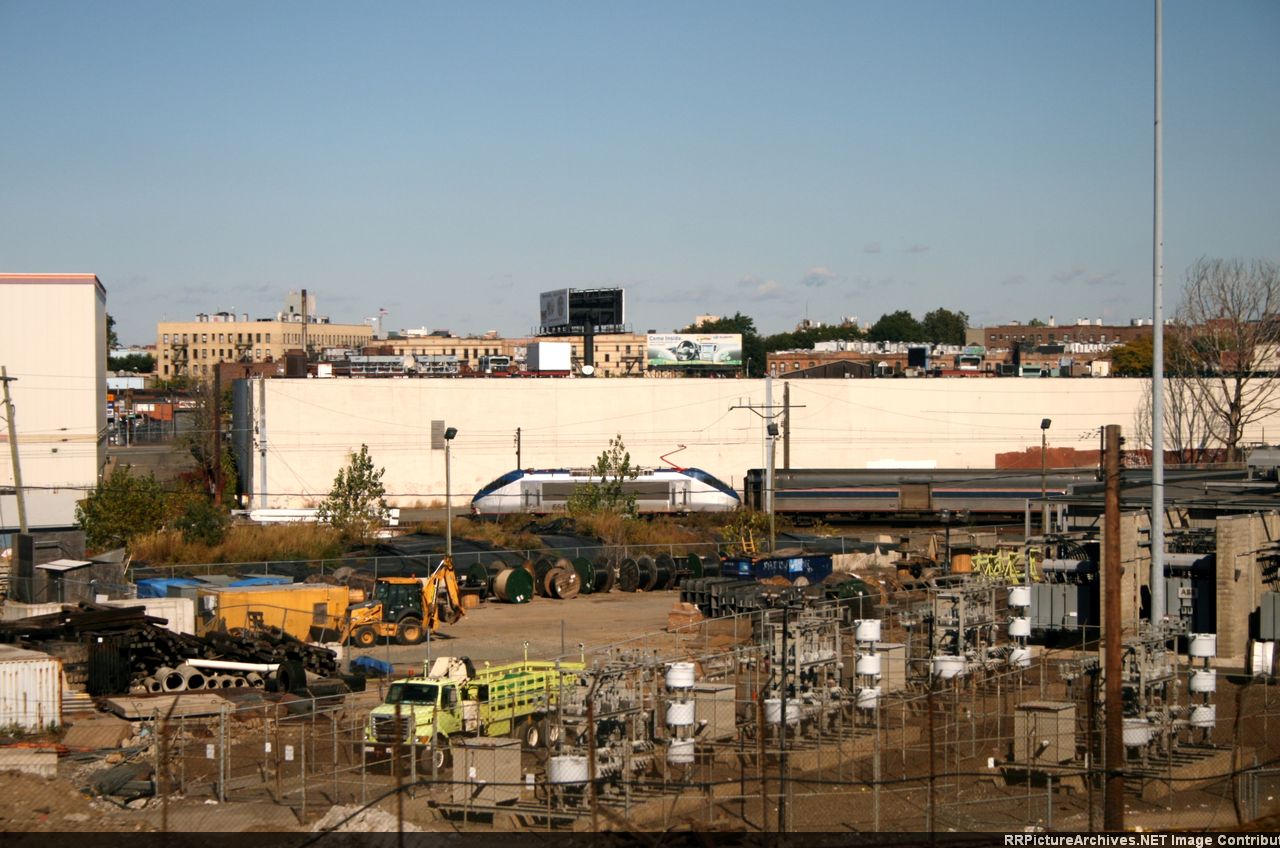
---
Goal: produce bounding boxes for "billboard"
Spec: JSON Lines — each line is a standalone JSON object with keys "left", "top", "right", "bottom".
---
{"left": 540, "top": 289, "right": 570, "bottom": 327}
{"left": 646, "top": 333, "right": 743, "bottom": 367}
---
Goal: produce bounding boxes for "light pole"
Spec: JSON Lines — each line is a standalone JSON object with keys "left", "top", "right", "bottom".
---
{"left": 767, "top": 422, "right": 779, "bottom": 554}
{"left": 444, "top": 426, "right": 458, "bottom": 558}
{"left": 1040, "top": 418, "right": 1052, "bottom": 531}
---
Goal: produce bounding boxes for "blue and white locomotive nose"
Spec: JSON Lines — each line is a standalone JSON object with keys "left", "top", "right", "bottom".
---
{"left": 471, "top": 466, "right": 739, "bottom": 516}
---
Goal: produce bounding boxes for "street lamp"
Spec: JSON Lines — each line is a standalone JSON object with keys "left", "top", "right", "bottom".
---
{"left": 1040, "top": 418, "right": 1052, "bottom": 531}
{"left": 444, "top": 426, "right": 458, "bottom": 558}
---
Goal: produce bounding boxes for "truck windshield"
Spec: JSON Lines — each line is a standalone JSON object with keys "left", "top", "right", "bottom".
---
{"left": 386, "top": 683, "right": 439, "bottom": 705}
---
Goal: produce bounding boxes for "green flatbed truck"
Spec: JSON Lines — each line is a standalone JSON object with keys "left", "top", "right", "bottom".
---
{"left": 363, "top": 656, "right": 586, "bottom": 769}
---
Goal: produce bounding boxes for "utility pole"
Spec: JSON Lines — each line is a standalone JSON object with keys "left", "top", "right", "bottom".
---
{"left": 1, "top": 367, "right": 27, "bottom": 533}
{"left": 515, "top": 427, "right": 522, "bottom": 469}
{"left": 1103, "top": 424, "right": 1124, "bottom": 831}
{"left": 782, "top": 381, "right": 791, "bottom": 469}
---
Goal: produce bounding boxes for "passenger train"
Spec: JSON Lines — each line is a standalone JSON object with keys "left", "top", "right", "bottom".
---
{"left": 744, "top": 467, "right": 1103, "bottom": 518}
{"left": 470, "top": 467, "right": 741, "bottom": 515}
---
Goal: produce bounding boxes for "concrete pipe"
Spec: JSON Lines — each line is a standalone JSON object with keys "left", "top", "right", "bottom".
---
{"left": 175, "top": 664, "right": 207, "bottom": 691}
{"left": 547, "top": 566, "right": 581, "bottom": 600}
{"left": 157, "top": 666, "right": 183, "bottom": 692}
{"left": 231, "top": 675, "right": 249, "bottom": 688}
{"left": 213, "top": 674, "right": 236, "bottom": 689}
{"left": 142, "top": 676, "right": 162, "bottom": 694}
{"left": 246, "top": 672, "right": 265, "bottom": 689}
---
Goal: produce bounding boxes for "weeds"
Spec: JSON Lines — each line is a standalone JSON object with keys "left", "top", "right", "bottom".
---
{"left": 129, "top": 524, "right": 345, "bottom": 565}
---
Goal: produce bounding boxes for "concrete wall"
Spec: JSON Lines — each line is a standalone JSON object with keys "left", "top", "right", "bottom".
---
{"left": 235, "top": 376, "right": 1280, "bottom": 510}
{"left": 0, "top": 275, "right": 107, "bottom": 530}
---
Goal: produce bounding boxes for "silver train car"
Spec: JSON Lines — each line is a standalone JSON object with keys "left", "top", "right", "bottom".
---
{"left": 471, "top": 467, "right": 741, "bottom": 515}
{"left": 745, "top": 467, "right": 1101, "bottom": 518}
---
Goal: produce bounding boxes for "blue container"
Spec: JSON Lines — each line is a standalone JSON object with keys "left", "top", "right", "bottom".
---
{"left": 719, "top": 553, "right": 833, "bottom": 584}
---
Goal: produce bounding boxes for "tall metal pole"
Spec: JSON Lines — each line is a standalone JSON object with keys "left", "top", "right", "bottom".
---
{"left": 1103, "top": 424, "right": 1125, "bottom": 831}
{"left": 445, "top": 437, "right": 453, "bottom": 558}
{"left": 257, "top": 376, "right": 268, "bottom": 509}
{"left": 1149, "top": 0, "right": 1167, "bottom": 627}
{"left": 515, "top": 427, "right": 521, "bottom": 469}
{"left": 782, "top": 381, "right": 791, "bottom": 470}
{"left": 764, "top": 376, "right": 774, "bottom": 517}
{"left": 1, "top": 367, "right": 27, "bottom": 533}
{"left": 778, "top": 604, "right": 788, "bottom": 834}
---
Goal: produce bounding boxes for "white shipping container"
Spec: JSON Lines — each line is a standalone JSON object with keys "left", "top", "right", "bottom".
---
{"left": 101, "top": 597, "right": 196, "bottom": 636}
{"left": 527, "top": 341, "right": 571, "bottom": 372}
{"left": 0, "top": 645, "right": 63, "bottom": 730}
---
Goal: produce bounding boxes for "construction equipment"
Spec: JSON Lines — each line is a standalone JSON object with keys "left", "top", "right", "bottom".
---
{"left": 331, "top": 559, "right": 464, "bottom": 648}
{"left": 362, "top": 653, "right": 585, "bottom": 769}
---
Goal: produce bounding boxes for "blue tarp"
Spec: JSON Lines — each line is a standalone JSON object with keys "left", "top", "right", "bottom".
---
{"left": 135, "top": 577, "right": 207, "bottom": 598}
{"left": 227, "top": 575, "right": 294, "bottom": 587}
{"left": 351, "top": 656, "right": 393, "bottom": 677}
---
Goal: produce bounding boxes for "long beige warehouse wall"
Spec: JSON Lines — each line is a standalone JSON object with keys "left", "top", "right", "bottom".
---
{"left": 250, "top": 377, "right": 1277, "bottom": 509}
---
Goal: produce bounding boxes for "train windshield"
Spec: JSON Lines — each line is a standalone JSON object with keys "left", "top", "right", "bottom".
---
{"left": 472, "top": 470, "right": 526, "bottom": 501}
{"left": 682, "top": 468, "right": 739, "bottom": 500}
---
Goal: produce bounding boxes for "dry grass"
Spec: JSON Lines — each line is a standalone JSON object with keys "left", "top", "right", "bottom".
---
{"left": 128, "top": 523, "right": 345, "bottom": 565}
{"left": 569, "top": 512, "right": 721, "bottom": 547}
{"left": 415, "top": 515, "right": 543, "bottom": 552}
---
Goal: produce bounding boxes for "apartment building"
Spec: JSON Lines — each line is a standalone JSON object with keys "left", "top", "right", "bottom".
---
{"left": 156, "top": 308, "right": 372, "bottom": 379}
{"left": 382, "top": 332, "right": 649, "bottom": 377}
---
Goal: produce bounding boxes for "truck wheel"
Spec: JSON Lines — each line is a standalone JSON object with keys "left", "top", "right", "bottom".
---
{"left": 396, "top": 618, "right": 425, "bottom": 646}
{"left": 521, "top": 720, "right": 541, "bottom": 749}
{"left": 419, "top": 737, "right": 451, "bottom": 771}
{"left": 353, "top": 626, "right": 378, "bottom": 648}
{"left": 540, "top": 719, "right": 562, "bottom": 748}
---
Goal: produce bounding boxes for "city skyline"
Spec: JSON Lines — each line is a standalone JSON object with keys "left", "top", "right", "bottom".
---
{"left": 2, "top": 1, "right": 1276, "bottom": 345}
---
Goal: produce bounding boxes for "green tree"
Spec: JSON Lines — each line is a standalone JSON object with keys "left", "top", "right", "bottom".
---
{"left": 106, "top": 314, "right": 119, "bottom": 349}
{"left": 75, "top": 466, "right": 168, "bottom": 550}
{"left": 108, "top": 353, "right": 155, "bottom": 373}
{"left": 566, "top": 434, "right": 640, "bottom": 517}
{"left": 1108, "top": 337, "right": 1155, "bottom": 377}
{"left": 682, "top": 313, "right": 765, "bottom": 376}
{"left": 173, "top": 498, "right": 231, "bottom": 546}
{"left": 921, "top": 308, "right": 969, "bottom": 345}
{"left": 1026, "top": 318, "right": 1047, "bottom": 327}
{"left": 867, "top": 310, "right": 925, "bottom": 342}
{"left": 316, "top": 444, "right": 388, "bottom": 542}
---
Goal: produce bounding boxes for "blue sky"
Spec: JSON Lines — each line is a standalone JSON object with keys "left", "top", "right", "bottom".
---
{"left": 2, "top": 1, "right": 1276, "bottom": 345}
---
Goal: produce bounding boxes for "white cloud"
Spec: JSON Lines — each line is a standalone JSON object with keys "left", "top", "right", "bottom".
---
{"left": 800, "top": 266, "right": 838, "bottom": 288}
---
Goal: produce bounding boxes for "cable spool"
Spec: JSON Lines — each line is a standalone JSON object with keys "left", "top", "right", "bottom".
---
{"left": 616, "top": 558, "right": 640, "bottom": 592}
{"left": 493, "top": 567, "right": 533, "bottom": 603}
{"left": 685, "top": 552, "right": 705, "bottom": 579}
{"left": 464, "top": 562, "right": 490, "bottom": 598}
{"left": 654, "top": 553, "right": 677, "bottom": 590}
{"left": 572, "top": 557, "right": 595, "bottom": 594}
{"left": 592, "top": 556, "right": 615, "bottom": 593}
{"left": 532, "top": 556, "right": 556, "bottom": 597}
{"left": 635, "top": 556, "right": 658, "bottom": 591}
{"left": 547, "top": 566, "right": 581, "bottom": 600}
{"left": 484, "top": 560, "right": 508, "bottom": 594}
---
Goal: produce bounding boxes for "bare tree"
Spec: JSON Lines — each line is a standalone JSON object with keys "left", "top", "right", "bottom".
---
{"left": 1170, "top": 258, "right": 1280, "bottom": 462}
{"left": 1131, "top": 378, "right": 1218, "bottom": 465}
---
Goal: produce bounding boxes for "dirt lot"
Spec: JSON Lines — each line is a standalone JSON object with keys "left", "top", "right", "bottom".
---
{"left": 346, "top": 587, "right": 681, "bottom": 668}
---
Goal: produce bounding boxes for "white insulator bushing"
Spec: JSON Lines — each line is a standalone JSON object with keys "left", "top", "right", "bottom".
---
{"left": 1188, "top": 633, "right": 1217, "bottom": 659}
{"left": 664, "top": 662, "right": 696, "bottom": 690}
{"left": 667, "top": 739, "right": 695, "bottom": 764}
{"left": 763, "top": 698, "right": 800, "bottom": 725}
{"left": 1009, "top": 647, "right": 1032, "bottom": 669}
{"left": 856, "top": 654, "right": 882, "bottom": 677}
{"left": 1123, "top": 719, "right": 1153, "bottom": 747}
{"left": 931, "top": 655, "right": 967, "bottom": 680}
{"left": 854, "top": 619, "right": 882, "bottom": 643}
{"left": 1008, "top": 586, "right": 1031, "bottom": 608}
{"left": 1190, "top": 669, "right": 1217, "bottom": 693}
{"left": 856, "top": 686, "right": 881, "bottom": 711}
{"left": 1190, "top": 704, "right": 1217, "bottom": 729}
{"left": 666, "top": 701, "right": 696, "bottom": 727}
{"left": 1008, "top": 617, "right": 1031, "bottom": 638}
{"left": 548, "top": 755, "right": 590, "bottom": 786}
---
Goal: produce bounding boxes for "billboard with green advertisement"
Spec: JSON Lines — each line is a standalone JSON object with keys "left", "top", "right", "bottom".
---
{"left": 646, "top": 333, "right": 743, "bottom": 367}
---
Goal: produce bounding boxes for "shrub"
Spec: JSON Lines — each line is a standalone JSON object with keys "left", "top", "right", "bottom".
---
{"left": 173, "top": 498, "right": 231, "bottom": 546}
{"left": 75, "top": 466, "right": 168, "bottom": 551}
